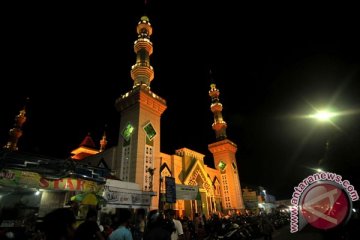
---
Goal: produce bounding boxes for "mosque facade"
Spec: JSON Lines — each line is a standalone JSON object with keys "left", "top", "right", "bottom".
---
{"left": 78, "top": 16, "right": 244, "bottom": 217}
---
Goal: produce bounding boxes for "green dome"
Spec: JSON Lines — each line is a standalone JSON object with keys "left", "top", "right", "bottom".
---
{"left": 141, "top": 16, "right": 149, "bottom": 22}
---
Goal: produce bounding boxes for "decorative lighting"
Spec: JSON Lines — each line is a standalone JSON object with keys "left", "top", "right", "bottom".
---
{"left": 218, "top": 161, "right": 227, "bottom": 171}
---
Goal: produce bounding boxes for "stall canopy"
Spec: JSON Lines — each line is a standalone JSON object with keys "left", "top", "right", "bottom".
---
{"left": 71, "top": 192, "right": 106, "bottom": 206}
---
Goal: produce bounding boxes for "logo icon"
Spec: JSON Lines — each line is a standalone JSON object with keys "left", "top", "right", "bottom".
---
{"left": 300, "top": 182, "right": 350, "bottom": 230}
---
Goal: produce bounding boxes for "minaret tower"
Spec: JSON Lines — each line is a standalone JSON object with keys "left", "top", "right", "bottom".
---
{"left": 99, "top": 131, "right": 107, "bottom": 152}
{"left": 131, "top": 15, "right": 154, "bottom": 88}
{"left": 3, "top": 101, "right": 28, "bottom": 151}
{"left": 115, "top": 16, "right": 167, "bottom": 209}
{"left": 208, "top": 77, "right": 244, "bottom": 211}
{"left": 209, "top": 77, "right": 227, "bottom": 140}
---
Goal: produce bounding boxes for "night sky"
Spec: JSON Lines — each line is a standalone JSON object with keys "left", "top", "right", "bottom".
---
{"left": 1, "top": 2, "right": 359, "bottom": 199}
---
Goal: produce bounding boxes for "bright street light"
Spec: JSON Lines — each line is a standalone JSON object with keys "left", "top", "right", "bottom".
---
{"left": 310, "top": 110, "right": 336, "bottom": 122}
{"left": 307, "top": 167, "right": 325, "bottom": 172}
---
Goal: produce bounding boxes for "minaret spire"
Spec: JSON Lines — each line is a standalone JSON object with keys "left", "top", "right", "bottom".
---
{"left": 208, "top": 73, "right": 244, "bottom": 211}
{"left": 209, "top": 73, "right": 227, "bottom": 140}
{"left": 99, "top": 126, "right": 108, "bottom": 152}
{"left": 3, "top": 98, "right": 29, "bottom": 151}
{"left": 130, "top": 15, "right": 154, "bottom": 88}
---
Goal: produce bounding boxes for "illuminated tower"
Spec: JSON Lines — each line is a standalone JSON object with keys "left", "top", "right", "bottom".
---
{"left": 115, "top": 16, "right": 166, "bottom": 209}
{"left": 209, "top": 78, "right": 227, "bottom": 140}
{"left": 208, "top": 79, "right": 244, "bottom": 211}
{"left": 3, "top": 103, "right": 27, "bottom": 151}
{"left": 99, "top": 131, "right": 107, "bottom": 152}
{"left": 131, "top": 16, "right": 154, "bottom": 87}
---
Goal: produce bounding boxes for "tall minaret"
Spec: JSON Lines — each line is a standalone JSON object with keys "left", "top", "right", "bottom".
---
{"left": 208, "top": 77, "right": 244, "bottom": 211}
{"left": 130, "top": 15, "right": 154, "bottom": 88}
{"left": 99, "top": 131, "right": 107, "bottom": 152}
{"left": 115, "top": 16, "right": 167, "bottom": 209}
{"left": 3, "top": 102, "right": 27, "bottom": 151}
{"left": 209, "top": 76, "right": 227, "bottom": 140}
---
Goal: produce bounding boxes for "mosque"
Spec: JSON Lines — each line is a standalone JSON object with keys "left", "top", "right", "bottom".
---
{"left": 70, "top": 15, "right": 245, "bottom": 217}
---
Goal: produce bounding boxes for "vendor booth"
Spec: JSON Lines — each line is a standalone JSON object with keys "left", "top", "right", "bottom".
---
{"left": 0, "top": 150, "right": 109, "bottom": 235}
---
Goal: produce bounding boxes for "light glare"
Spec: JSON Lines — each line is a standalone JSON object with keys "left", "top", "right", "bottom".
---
{"left": 312, "top": 111, "right": 334, "bottom": 121}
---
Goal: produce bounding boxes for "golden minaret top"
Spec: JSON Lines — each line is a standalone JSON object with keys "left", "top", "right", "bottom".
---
{"left": 3, "top": 99, "right": 28, "bottom": 151}
{"left": 130, "top": 16, "right": 154, "bottom": 88}
{"left": 209, "top": 76, "right": 227, "bottom": 140}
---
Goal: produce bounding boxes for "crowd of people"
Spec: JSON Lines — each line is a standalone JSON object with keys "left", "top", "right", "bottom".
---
{"left": 0, "top": 206, "right": 289, "bottom": 240}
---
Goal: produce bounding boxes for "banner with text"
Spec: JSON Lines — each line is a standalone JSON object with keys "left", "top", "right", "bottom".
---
{"left": 176, "top": 184, "right": 199, "bottom": 200}
{"left": 0, "top": 169, "right": 103, "bottom": 193}
{"left": 104, "top": 186, "right": 151, "bottom": 207}
{"left": 165, "top": 177, "right": 176, "bottom": 203}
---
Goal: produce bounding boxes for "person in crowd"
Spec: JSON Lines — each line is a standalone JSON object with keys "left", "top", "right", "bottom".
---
{"left": 193, "top": 213, "right": 201, "bottom": 238}
{"left": 67, "top": 200, "right": 80, "bottom": 218}
{"left": 100, "top": 215, "right": 114, "bottom": 239}
{"left": 42, "top": 208, "right": 76, "bottom": 240}
{"left": 108, "top": 208, "right": 133, "bottom": 240}
{"left": 144, "top": 210, "right": 172, "bottom": 240}
{"left": 180, "top": 216, "right": 191, "bottom": 240}
{"left": 167, "top": 210, "right": 183, "bottom": 240}
{"left": 201, "top": 214, "right": 207, "bottom": 231}
{"left": 74, "top": 208, "right": 104, "bottom": 240}
{"left": 133, "top": 208, "right": 146, "bottom": 240}
{"left": 259, "top": 215, "right": 274, "bottom": 240}
{"left": 207, "top": 213, "right": 221, "bottom": 239}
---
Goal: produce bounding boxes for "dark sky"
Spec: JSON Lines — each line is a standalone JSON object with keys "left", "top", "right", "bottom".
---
{"left": 1, "top": 2, "right": 359, "bottom": 199}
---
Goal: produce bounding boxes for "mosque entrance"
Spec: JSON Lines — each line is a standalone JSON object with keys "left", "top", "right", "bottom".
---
{"left": 184, "top": 167, "right": 216, "bottom": 219}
